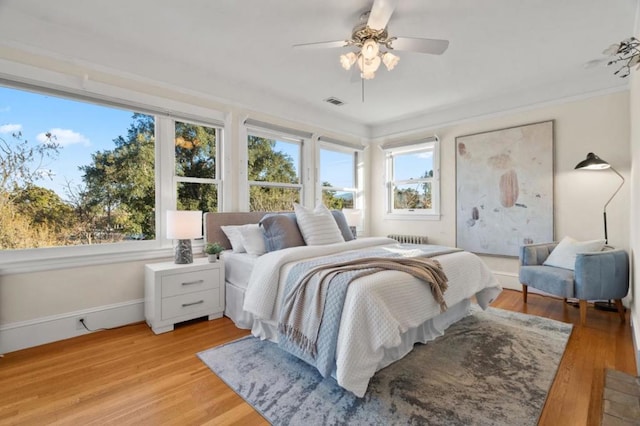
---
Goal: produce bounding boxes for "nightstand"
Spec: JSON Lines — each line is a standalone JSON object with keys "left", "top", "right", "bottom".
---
{"left": 144, "top": 258, "right": 225, "bottom": 334}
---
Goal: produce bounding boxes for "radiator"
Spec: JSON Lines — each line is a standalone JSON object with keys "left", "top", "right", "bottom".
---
{"left": 387, "top": 234, "right": 429, "bottom": 244}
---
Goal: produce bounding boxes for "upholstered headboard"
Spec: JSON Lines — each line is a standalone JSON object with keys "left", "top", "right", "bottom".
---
{"left": 204, "top": 211, "right": 269, "bottom": 249}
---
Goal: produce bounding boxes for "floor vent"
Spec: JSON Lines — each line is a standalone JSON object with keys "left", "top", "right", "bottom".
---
{"left": 387, "top": 234, "right": 429, "bottom": 244}
{"left": 324, "top": 97, "right": 345, "bottom": 106}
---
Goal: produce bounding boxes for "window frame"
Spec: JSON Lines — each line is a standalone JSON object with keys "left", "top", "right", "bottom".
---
{"left": 384, "top": 140, "right": 440, "bottom": 218}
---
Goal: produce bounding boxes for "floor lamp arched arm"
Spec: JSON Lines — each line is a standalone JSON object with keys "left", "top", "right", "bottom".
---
{"left": 603, "top": 166, "right": 625, "bottom": 244}
{"left": 603, "top": 166, "right": 625, "bottom": 214}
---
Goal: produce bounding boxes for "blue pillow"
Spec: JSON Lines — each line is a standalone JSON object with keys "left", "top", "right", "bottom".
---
{"left": 259, "top": 213, "right": 305, "bottom": 252}
{"left": 331, "top": 210, "right": 355, "bottom": 242}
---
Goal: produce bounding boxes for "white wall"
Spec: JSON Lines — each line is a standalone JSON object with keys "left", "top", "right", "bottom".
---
{"left": 369, "top": 91, "right": 631, "bottom": 289}
{"left": 629, "top": 24, "right": 640, "bottom": 369}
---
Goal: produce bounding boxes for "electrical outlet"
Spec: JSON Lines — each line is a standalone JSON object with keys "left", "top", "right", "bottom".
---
{"left": 76, "top": 317, "right": 86, "bottom": 330}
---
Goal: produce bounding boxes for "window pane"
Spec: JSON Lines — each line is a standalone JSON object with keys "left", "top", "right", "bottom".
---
{"left": 177, "top": 182, "right": 218, "bottom": 212}
{"left": 322, "top": 189, "right": 354, "bottom": 209}
{"left": 249, "top": 186, "right": 300, "bottom": 212}
{"left": 248, "top": 135, "right": 299, "bottom": 184}
{"left": 394, "top": 182, "right": 432, "bottom": 209}
{"left": 394, "top": 150, "right": 433, "bottom": 181}
{"left": 0, "top": 86, "right": 155, "bottom": 249}
{"left": 320, "top": 148, "right": 354, "bottom": 188}
{"left": 175, "top": 121, "right": 216, "bottom": 178}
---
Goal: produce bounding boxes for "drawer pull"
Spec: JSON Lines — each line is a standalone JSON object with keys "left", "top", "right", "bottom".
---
{"left": 182, "top": 279, "right": 204, "bottom": 286}
{"left": 182, "top": 300, "right": 204, "bottom": 308}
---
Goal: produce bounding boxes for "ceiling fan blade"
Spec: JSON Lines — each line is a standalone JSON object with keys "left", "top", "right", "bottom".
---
{"left": 391, "top": 37, "right": 450, "bottom": 55}
{"left": 367, "top": 0, "right": 398, "bottom": 30}
{"left": 292, "top": 40, "right": 349, "bottom": 50}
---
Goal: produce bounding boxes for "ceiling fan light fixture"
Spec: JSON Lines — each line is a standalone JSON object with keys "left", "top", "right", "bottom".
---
{"left": 382, "top": 52, "right": 399, "bottom": 71}
{"left": 340, "top": 52, "right": 358, "bottom": 70}
{"left": 361, "top": 38, "right": 379, "bottom": 60}
{"left": 357, "top": 54, "right": 381, "bottom": 75}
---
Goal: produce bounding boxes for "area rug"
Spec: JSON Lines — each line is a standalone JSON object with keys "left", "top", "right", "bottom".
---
{"left": 198, "top": 307, "right": 572, "bottom": 425}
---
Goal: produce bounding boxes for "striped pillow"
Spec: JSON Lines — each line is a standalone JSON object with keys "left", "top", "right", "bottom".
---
{"left": 293, "top": 203, "right": 345, "bottom": 245}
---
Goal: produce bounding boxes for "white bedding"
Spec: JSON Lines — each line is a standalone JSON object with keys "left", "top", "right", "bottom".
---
{"left": 223, "top": 251, "right": 258, "bottom": 290}
{"left": 242, "top": 237, "right": 502, "bottom": 397}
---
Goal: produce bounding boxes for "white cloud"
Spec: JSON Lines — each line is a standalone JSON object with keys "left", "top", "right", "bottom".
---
{"left": 0, "top": 123, "right": 22, "bottom": 134}
{"left": 0, "top": 106, "right": 11, "bottom": 113}
{"left": 416, "top": 151, "right": 434, "bottom": 159}
{"left": 37, "top": 128, "right": 90, "bottom": 147}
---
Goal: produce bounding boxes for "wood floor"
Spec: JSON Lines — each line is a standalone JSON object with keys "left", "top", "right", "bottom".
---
{"left": 0, "top": 289, "right": 635, "bottom": 425}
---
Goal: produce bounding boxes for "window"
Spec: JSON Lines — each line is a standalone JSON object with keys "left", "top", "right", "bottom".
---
{"left": 319, "top": 144, "right": 358, "bottom": 209}
{"left": 384, "top": 139, "right": 439, "bottom": 216}
{"left": 0, "top": 82, "right": 225, "bottom": 272}
{"left": 174, "top": 120, "right": 220, "bottom": 213}
{"left": 247, "top": 131, "right": 302, "bottom": 212}
{"left": 0, "top": 85, "right": 156, "bottom": 249}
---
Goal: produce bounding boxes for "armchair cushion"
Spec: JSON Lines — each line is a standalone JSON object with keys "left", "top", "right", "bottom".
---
{"left": 542, "top": 236, "right": 605, "bottom": 270}
{"left": 519, "top": 265, "right": 575, "bottom": 298}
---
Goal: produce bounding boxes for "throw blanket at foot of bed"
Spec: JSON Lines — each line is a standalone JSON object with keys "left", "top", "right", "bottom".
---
{"left": 278, "top": 245, "right": 460, "bottom": 377}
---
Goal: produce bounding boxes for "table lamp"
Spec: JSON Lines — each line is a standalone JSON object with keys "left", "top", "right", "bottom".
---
{"left": 166, "top": 210, "right": 202, "bottom": 264}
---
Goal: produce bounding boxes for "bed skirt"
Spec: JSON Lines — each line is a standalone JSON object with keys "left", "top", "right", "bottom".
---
{"left": 251, "top": 297, "right": 473, "bottom": 375}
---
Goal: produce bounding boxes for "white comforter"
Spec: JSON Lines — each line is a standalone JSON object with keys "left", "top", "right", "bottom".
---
{"left": 243, "top": 237, "right": 502, "bottom": 397}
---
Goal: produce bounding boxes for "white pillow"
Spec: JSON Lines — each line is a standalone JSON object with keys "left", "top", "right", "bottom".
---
{"left": 238, "top": 224, "right": 267, "bottom": 256}
{"left": 220, "top": 225, "right": 246, "bottom": 253}
{"left": 293, "top": 203, "right": 345, "bottom": 246}
{"left": 543, "top": 236, "right": 606, "bottom": 270}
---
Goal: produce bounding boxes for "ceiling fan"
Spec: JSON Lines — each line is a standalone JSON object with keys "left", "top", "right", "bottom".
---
{"left": 293, "top": 0, "right": 449, "bottom": 80}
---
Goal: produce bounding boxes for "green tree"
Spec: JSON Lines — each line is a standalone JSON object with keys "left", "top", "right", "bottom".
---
{"left": 175, "top": 121, "right": 218, "bottom": 212}
{"left": 79, "top": 113, "right": 155, "bottom": 240}
{"left": 12, "top": 185, "right": 75, "bottom": 235}
{"left": 0, "top": 132, "right": 63, "bottom": 249}
{"left": 0, "top": 131, "right": 60, "bottom": 206}
{"left": 321, "top": 181, "right": 353, "bottom": 210}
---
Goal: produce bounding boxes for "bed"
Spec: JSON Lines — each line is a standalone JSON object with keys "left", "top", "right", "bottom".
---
{"left": 204, "top": 211, "right": 502, "bottom": 397}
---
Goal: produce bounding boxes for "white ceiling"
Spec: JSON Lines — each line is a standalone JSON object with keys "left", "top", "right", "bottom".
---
{"left": 0, "top": 0, "right": 637, "bottom": 136}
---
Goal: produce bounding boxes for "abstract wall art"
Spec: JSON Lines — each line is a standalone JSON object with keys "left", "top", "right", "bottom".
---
{"left": 456, "top": 121, "right": 554, "bottom": 256}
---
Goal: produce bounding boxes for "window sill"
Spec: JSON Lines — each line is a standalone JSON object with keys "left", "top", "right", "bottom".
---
{"left": 0, "top": 246, "right": 179, "bottom": 275}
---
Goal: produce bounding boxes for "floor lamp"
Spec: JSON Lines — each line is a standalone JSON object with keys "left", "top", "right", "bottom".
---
{"left": 574, "top": 152, "right": 625, "bottom": 312}
{"left": 574, "top": 152, "right": 625, "bottom": 244}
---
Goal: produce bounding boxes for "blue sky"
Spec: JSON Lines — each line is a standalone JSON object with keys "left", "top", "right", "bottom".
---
{"left": 0, "top": 85, "right": 134, "bottom": 198}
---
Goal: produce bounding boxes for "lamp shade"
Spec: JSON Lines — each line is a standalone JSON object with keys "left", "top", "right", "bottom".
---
{"left": 166, "top": 210, "right": 202, "bottom": 240}
{"left": 575, "top": 152, "right": 610, "bottom": 170}
{"left": 342, "top": 208, "right": 362, "bottom": 227}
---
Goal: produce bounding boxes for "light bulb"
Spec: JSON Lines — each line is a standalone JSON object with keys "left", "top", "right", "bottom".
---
{"left": 382, "top": 52, "right": 400, "bottom": 71}
{"left": 361, "top": 39, "right": 379, "bottom": 60}
{"left": 340, "top": 52, "right": 357, "bottom": 70}
{"left": 358, "top": 54, "right": 381, "bottom": 79}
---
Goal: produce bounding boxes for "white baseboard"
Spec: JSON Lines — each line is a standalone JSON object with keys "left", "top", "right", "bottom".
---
{"left": 492, "top": 270, "right": 520, "bottom": 291}
{"left": 0, "top": 299, "right": 144, "bottom": 354}
{"left": 631, "top": 308, "right": 640, "bottom": 374}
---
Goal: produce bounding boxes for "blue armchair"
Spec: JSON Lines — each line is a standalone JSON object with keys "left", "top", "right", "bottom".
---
{"left": 519, "top": 242, "right": 629, "bottom": 325}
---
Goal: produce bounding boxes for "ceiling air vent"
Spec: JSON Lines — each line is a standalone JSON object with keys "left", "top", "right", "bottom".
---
{"left": 324, "top": 97, "right": 345, "bottom": 106}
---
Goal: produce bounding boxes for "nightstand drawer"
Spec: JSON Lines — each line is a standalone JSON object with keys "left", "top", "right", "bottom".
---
{"left": 161, "top": 289, "right": 218, "bottom": 320}
{"left": 161, "top": 269, "right": 220, "bottom": 298}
